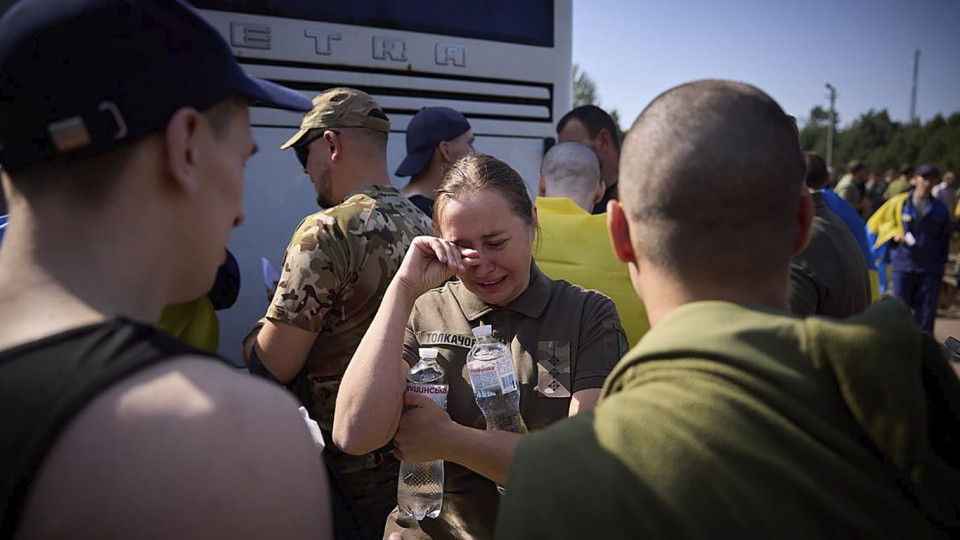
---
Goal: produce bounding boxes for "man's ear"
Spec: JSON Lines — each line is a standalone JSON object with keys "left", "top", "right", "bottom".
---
{"left": 792, "top": 192, "right": 815, "bottom": 256}
{"left": 164, "top": 107, "right": 204, "bottom": 195}
{"left": 607, "top": 200, "right": 636, "bottom": 264}
{"left": 537, "top": 173, "right": 546, "bottom": 197}
{"left": 593, "top": 179, "right": 607, "bottom": 204}
{"left": 596, "top": 128, "right": 613, "bottom": 154}
{"left": 438, "top": 140, "right": 452, "bottom": 163}
{"left": 325, "top": 130, "right": 343, "bottom": 162}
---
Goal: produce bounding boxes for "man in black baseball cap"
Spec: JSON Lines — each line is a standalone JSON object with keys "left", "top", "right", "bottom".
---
{"left": 396, "top": 106, "right": 474, "bottom": 217}
{"left": 884, "top": 163, "right": 949, "bottom": 333}
{"left": 0, "top": 1, "right": 330, "bottom": 538}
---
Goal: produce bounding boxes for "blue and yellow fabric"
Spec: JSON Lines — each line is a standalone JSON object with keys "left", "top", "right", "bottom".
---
{"left": 866, "top": 192, "right": 908, "bottom": 295}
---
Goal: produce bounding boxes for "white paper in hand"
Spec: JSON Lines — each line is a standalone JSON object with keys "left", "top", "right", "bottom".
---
{"left": 262, "top": 257, "right": 280, "bottom": 297}
{"left": 298, "top": 406, "right": 325, "bottom": 451}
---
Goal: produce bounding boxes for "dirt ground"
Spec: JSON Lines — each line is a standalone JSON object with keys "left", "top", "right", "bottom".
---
{"left": 932, "top": 235, "right": 960, "bottom": 376}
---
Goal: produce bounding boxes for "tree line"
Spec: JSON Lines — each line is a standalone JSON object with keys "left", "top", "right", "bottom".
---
{"left": 799, "top": 106, "right": 959, "bottom": 175}
{"left": 574, "top": 65, "right": 959, "bottom": 175}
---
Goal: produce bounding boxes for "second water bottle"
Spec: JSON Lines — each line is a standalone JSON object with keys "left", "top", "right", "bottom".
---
{"left": 466, "top": 325, "right": 527, "bottom": 434}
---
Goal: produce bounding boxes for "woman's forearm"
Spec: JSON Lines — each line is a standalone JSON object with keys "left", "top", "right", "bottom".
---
{"left": 441, "top": 423, "right": 523, "bottom": 485}
{"left": 333, "top": 281, "right": 418, "bottom": 454}
{"left": 442, "top": 388, "right": 600, "bottom": 482}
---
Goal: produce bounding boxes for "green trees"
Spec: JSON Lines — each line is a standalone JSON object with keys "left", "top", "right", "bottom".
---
{"left": 572, "top": 63, "right": 598, "bottom": 107}
{"left": 800, "top": 107, "right": 960, "bottom": 174}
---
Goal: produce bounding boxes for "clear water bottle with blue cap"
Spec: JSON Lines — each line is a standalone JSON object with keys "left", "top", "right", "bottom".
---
{"left": 397, "top": 347, "right": 447, "bottom": 520}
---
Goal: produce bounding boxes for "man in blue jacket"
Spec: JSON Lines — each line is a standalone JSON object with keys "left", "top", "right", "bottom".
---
{"left": 889, "top": 164, "right": 950, "bottom": 332}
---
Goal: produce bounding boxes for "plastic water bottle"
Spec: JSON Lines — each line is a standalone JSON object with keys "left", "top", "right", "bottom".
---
{"left": 466, "top": 325, "right": 528, "bottom": 434}
{"left": 397, "top": 348, "right": 448, "bottom": 520}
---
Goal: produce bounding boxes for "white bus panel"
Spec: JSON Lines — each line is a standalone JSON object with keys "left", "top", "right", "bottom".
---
{"left": 191, "top": 1, "right": 573, "bottom": 363}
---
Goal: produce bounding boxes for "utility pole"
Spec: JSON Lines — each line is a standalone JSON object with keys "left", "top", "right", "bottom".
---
{"left": 825, "top": 82, "right": 836, "bottom": 170}
{"left": 910, "top": 49, "right": 920, "bottom": 124}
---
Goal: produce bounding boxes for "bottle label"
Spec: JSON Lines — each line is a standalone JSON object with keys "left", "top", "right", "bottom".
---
{"left": 407, "top": 383, "right": 448, "bottom": 409}
{"left": 468, "top": 356, "right": 518, "bottom": 396}
{"left": 467, "top": 361, "right": 499, "bottom": 398}
{"left": 495, "top": 358, "right": 518, "bottom": 393}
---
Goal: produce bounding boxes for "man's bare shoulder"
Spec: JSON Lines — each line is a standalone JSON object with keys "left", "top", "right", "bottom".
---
{"left": 16, "top": 355, "right": 331, "bottom": 540}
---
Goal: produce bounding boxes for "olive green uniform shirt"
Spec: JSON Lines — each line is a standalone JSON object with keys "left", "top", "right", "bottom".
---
{"left": 267, "top": 184, "right": 432, "bottom": 536}
{"left": 789, "top": 191, "right": 872, "bottom": 317}
{"left": 384, "top": 263, "right": 628, "bottom": 540}
{"left": 834, "top": 175, "right": 863, "bottom": 206}
{"left": 497, "top": 299, "right": 960, "bottom": 539}
{"left": 885, "top": 177, "right": 913, "bottom": 200}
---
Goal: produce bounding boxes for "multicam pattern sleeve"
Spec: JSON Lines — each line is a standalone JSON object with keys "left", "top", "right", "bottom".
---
{"left": 266, "top": 186, "right": 433, "bottom": 336}
{"left": 266, "top": 209, "right": 358, "bottom": 333}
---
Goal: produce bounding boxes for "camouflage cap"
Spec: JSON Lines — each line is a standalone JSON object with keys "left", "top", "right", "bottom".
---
{"left": 280, "top": 87, "right": 390, "bottom": 149}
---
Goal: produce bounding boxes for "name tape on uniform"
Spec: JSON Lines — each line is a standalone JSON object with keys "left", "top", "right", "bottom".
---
{"left": 418, "top": 331, "right": 476, "bottom": 349}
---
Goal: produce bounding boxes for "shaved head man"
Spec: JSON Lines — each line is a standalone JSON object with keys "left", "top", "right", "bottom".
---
{"left": 498, "top": 80, "right": 959, "bottom": 539}
{"left": 537, "top": 141, "right": 604, "bottom": 212}
{"left": 613, "top": 81, "right": 809, "bottom": 305}
{"left": 535, "top": 141, "right": 649, "bottom": 345}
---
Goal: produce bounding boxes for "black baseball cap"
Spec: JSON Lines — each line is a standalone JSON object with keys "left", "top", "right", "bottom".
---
{"left": 0, "top": 0, "right": 313, "bottom": 173}
{"left": 395, "top": 107, "right": 471, "bottom": 177}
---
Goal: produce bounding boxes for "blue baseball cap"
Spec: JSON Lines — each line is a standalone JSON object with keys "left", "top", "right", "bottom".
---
{"left": 395, "top": 107, "right": 471, "bottom": 177}
{"left": 0, "top": 0, "right": 313, "bottom": 173}
{"left": 916, "top": 164, "right": 941, "bottom": 178}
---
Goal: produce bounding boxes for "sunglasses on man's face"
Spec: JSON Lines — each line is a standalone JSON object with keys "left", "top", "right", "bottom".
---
{"left": 294, "top": 130, "right": 339, "bottom": 168}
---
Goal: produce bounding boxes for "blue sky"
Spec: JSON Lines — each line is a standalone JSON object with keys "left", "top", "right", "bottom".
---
{"left": 572, "top": 0, "right": 960, "bottom": 129}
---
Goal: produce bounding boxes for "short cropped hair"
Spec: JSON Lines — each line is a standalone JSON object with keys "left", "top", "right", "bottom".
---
{"left": 557, "top": 105, "right": 621, "bottom": 154}
{"left": 540, "top": 142, "right": 601, "bottom": 203}
{"left": 805, "top": 153, "right": 829, "bottom": 190}
{"left": 619, "top": 80, "right": 805, "bottom": 286}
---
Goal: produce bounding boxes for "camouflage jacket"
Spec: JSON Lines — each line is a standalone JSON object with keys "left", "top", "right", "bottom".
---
{"left": 267, "top": 184, "right": 433, "bottom": 431}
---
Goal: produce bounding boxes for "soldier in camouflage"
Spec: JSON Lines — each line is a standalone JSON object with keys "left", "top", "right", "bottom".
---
{"left": 244, "top": 88, "right": 433, "bottom": 539}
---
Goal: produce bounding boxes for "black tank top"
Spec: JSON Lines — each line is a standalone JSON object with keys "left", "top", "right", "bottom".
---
{"left": 0, "top": 318, "right": 220, "bottom": 537}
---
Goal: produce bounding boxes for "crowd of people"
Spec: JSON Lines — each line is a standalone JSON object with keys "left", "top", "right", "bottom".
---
{"left": 1, "top": 1, "right": 959, "bottom": 539}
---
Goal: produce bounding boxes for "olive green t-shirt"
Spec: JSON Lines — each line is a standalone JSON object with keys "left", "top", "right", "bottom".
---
{"left": 497, "top": 299, "right": 959, "bottom": 539}
{"left": 384, "top": 263, "right": 628, "bottom": 540}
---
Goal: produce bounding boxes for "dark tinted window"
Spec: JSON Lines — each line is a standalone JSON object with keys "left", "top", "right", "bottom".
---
{"left": 190, "top": 1, "right": 553, "bottom": 47}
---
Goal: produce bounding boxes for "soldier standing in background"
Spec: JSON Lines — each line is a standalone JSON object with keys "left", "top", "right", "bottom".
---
{"left": 884, "top": 164, "right": 914, "bottom": 200}
{"left": 834, "top": 160, "right": 872, "bottom": 219}
{"left": 395, "top": 106, "right": 475, "bottom": 218}
{"left": 556, "top": 105, "right": 622, "bottom": 214}
{"left": 243, "top": 88, "right": 433, "bottom": 539}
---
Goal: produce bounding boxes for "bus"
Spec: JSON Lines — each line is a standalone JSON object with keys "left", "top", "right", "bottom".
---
{"left": 189, "top": 0, "right": 574, "bottom": 364}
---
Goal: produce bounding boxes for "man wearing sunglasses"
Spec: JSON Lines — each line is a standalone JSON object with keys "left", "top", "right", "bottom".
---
{"left": 244, "top": 87, "right": 432, "bottom": 538}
